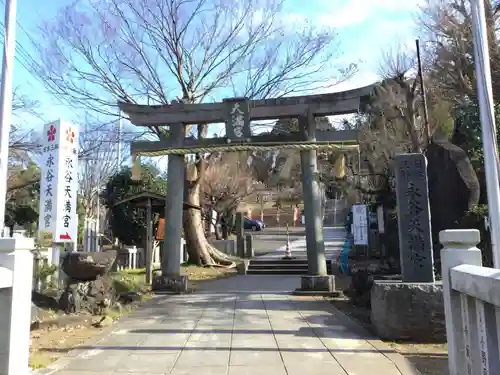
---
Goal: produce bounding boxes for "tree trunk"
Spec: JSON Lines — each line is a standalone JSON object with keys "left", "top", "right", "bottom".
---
{"left": 183, "top": 181, "right": 235, "bottom": 267}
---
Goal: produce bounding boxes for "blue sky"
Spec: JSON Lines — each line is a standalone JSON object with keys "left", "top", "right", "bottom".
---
{"left": 4, "top": 0, "right": 423, "bottom": 132}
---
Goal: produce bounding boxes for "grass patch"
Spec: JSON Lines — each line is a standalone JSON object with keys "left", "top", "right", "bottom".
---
{"left": 182, "top": 264, "right": 238, "bottom": 282}
{"left": 111, "top": 268, "right": 149, "bottom": 294}
{"left": 29, "top": 269, "right": 152, "bottom": 370}
{"left": 29, "top": 317, "right": 105, "bottom": 370}
{"left": 120, "top": 264, "right": 239, "bottom": 283}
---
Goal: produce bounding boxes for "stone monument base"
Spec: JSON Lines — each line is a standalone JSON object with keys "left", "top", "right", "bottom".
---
{"left": 152, "top": 274, "right": 188, "bottom": 293}
{"left": 371, "top": 281, "right": 445, "bottom": 342}
{"left": 293, "top": 275, "right": 340, "bottom": 297}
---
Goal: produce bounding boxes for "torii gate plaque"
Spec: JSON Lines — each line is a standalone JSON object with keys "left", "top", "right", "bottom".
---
{"left": 224, "top": 98, "right": 251, "bottom": 141}
{"left": 119, "top": 84, "right": 374, "bottom": 293}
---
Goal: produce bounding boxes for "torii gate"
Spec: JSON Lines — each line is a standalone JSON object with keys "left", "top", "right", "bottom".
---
{"left": 119, "top": 84, "right": 374, "bottom": 293}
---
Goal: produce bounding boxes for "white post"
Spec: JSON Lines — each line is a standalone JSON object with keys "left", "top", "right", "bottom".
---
{"left": 0, "top": 237, "right": 34, "bottom": 375}
{"left": 440, "top": 229, "right": 482, "bottom": 375}
{"left": 180, "top": 238, "right": 186, "bottom": 263}
{"left": 470, "top": 0, "right": 500, "bottom": 267}
{"left": 333, "top": 192, "right": 338, "bottom": 227}
{"left": 91, "top": 219, "right": 96, "bottom": 252}
{"left": 0, "top": 0, "right": 18, "bottom": 232}
{"left": 210, "top": 210, "right": 216, "bottom": 234}
{"left": 50, "top": 245, "right": 60, "bottom": 282}
{"left": 130, "top": 250, "right": 133, "bottom": 269}
{"left": 95, "top": 197, "right": 100, "bottom": 252}
{"left": 260, "top": 194, "right": 264, "bottom": 222}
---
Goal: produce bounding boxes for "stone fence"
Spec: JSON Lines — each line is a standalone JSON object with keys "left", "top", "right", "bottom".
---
{"left": 0, "top": 237, "right": 34, "bottom": 375}
{"left": 114, "top": 240, "right": 188, "bottom": 271}
{"left": 441, "top": 229, "right": 500, "bottom": 375}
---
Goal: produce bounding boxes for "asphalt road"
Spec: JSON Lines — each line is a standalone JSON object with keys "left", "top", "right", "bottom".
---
{"left": 246, "top": 226, "right": 305, "bottom": 256}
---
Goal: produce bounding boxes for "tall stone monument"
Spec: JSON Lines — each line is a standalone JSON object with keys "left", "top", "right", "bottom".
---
{"left": 394, "top": 153, "right": 435, "bottom": 283}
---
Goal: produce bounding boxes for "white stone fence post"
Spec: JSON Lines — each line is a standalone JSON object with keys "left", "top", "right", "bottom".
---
{"left": 440, "top": 229, "right": 500, "bottom": 375}
{"left": 0, "top": 237, "right": 34, "bottom": 375}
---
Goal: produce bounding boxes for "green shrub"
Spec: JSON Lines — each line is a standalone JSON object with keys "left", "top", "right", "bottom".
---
{"left": 35, "top": 263, "right": 57, "bottom": 280}
{"left": 112, "top": 271, "right": 146, "bottom": 294}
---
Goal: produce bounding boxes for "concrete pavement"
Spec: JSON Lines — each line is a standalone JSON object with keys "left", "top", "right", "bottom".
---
{"left": 39, "top": 275, "right": 419, "bottom": 375}
{"left": 254, "top": 227, "right": 345, "bottom": 261}
{"left": 249, "top": 227, "right": 305, "bottom": 256}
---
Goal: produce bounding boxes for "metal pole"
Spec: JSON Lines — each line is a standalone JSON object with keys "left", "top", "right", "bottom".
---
{"left": 117, "top": 110, "right": 122, "bottom": 172}
{"left": 145, "top": 198, "right": 152, "bottom": 284}
{"left": 0, "top": 0, "right": 18, "bottom": 234}
{"left": 333, "top": 192, "right": 338, "bottom": 227}
{"left": 470, "top": 0, "right": 500, "bottom": 268}
{"left": 260, "top": 193, "right": 264, "bottom": 222}
{"left": 96, "top": 193, "right": 100, "bottom": 251}
{"left": 415, "top": 39, "right": 431, "bottom": 144}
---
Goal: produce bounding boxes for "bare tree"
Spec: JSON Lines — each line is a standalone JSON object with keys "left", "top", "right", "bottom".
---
{"left": 78, "top": 124, "right": 129, "bottom": 220}
{"left": 201, "top": 153, "right": 261, "bottom": 239}
{"left": 335, "top": 49, "right": 424, "bottom": 198}
{"left": 29, "top": 0, "right": 355, "bottom": 266}
{"left": 6, "top": 87, "right": 44, "bottom": 194}
{"left": 376, "top": 48, "right": 423, "bottom": 152}
{"left": 418, "top": 0, "right": 500, "bottom": 102}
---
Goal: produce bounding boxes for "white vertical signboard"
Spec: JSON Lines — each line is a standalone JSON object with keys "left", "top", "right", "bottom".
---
{"left": 352, "top": 204, "right": 368, "bottom": 246}
{"left": 38, "top": 120, "right": 79, "bottom": 244}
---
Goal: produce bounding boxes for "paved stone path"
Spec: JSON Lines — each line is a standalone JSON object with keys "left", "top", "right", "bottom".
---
{"left": 256, "top": 227, "right": 346, "bottom": 260}
{"left": 249, "top": 227, "right": 305, "bottom": 256}
{"left": 41, "top": 276, "right": 418, "bottom": 375}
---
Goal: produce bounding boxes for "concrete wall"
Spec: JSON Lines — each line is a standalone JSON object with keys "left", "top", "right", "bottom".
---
{"left": 209, "top": 239, "right": 236, "bottom": 257}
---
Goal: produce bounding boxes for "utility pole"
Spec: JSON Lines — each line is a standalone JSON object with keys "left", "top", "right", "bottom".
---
{"left": 0, "top": 0, "right": 17, "bottom": 235}
{"left": 470, "top": 0, "right": 500, "bottom": 268}
{"left": 117, "top": 110, "right": 122, "bottom": 173}
{"left": 415, "top": 39, "right": 431, "bottom": 145}
{"left": 95, "top": 158, "right": 100, "bottom": 252}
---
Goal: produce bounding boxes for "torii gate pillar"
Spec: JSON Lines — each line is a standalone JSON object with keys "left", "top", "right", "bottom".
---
{"left": 155, "top": 124, "right": 187, "bottom": 292}
{"left": 296, "top": 112, "right": 335, "bottom": 295}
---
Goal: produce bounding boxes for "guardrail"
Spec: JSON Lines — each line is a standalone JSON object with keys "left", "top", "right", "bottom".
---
{"left": 440, "top": 229, "right": 500, "bottom": 375}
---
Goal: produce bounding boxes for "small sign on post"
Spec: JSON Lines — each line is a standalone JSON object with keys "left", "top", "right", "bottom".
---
{"left": 352, "top": 204, "right": 368, "bottom": 246}
{"left": 38, "top": 120, "right": 79, "bottom": 245}
{"left": 223, "top": 97, "right": 251, "bottom": 141}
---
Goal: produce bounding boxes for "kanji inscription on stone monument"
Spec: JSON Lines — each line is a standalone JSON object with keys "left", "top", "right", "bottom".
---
{"left": 395, "top": 153, "right": 435, "bottom": 283}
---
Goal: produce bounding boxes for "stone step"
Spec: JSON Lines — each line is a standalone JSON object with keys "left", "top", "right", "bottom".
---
{"left": 247, "top": 258, "right": 335, "bottom": 276}
{"left": 246, "top": 268, "right": 308, "bottom": 275}
{"left": 249, "top": 258, "right": 310, "bottom": 265}
{"left": 246, "top": 268, "right": 336, "bottom": 275}
{"left": 249, "top": 263, "right": 309, "bottom": 269}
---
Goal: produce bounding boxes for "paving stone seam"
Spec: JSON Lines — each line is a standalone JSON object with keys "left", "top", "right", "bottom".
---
{"left": 311, "top": 296, "right": 422, "bottom": 375}
{"left": 166, "top": 301, "right": 208, "bottom": 375}
{"left": 287, "top": 296, "right": 349, "bottom": 375}
{"left": 261, "top": 294, "right": 290, "bottom": 375}
{"left": 226, "top": 296, "right": 237, "bottom": 375}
